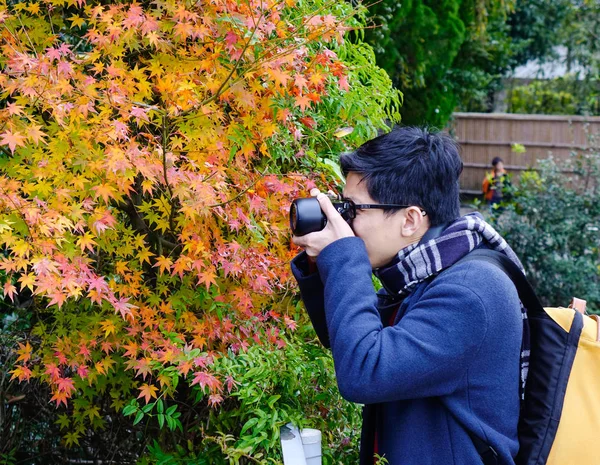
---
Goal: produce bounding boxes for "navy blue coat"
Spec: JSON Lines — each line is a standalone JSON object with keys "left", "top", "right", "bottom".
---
{"left": 291, "top": 237, "right": 522, "bottom": 465}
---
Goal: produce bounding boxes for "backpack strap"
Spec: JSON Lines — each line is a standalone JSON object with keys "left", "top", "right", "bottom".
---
{"left": 455, "top": 248, "right": 543, "bottom": 465}
{"left": 459, "top": 248, "right": 545, "bottom": 315}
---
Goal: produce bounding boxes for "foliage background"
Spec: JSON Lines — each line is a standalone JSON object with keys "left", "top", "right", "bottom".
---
{"left": 486, "top": 149, "right": 600, "bottom": 313}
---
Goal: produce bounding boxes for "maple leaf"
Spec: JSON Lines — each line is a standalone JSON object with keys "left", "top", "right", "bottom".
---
{"left": 77, "top": 365, "right": 89, "bottom": 378}
{"left": 3, "top": 282, "right": 17, "bottom": 302}
{"left": 10, "top": 364, "right": 32, "bottom": 382}
{"left": 190, "top": 371, "right": 221, "bottom": 392}
{"left": 133, "top": 358, "right": 153, "bottom": 380}
{"left": 177, "top": 359, "right": 194, "bottom": 377}
{"left": 101, "top": 341, "right": 113, "bottom": 354}
{"left": 92, "top": 184, "right": 117, "bottom": 203}
{"left": 338, "top": 74, "right": 349, "bottom": 91}
{"left": 6, "top": 102, "right": 24, "bottom": 116}
{"left": 46, "top": 290, "right": 68, "bottom": 309}
{"left": 137, "top": 383, "right": 158, "bottom": 403}
{"left": 284, "top": 316, "right": 298, "bottom": 331}
{"left": 268, "top": 68, "right": 291, "bottom": 87}
{"left": 16, "top": 341, "right": 32, "bottom": 363}
{"left": 45, "top": 363, "right": 61, "bottom": 381}
{"left": 64, "top": 431, "right": 80, "bottom": 447}
{"left": 294, "top": 93, "right": 312, "bottom": 111}
{"left": 0, "top": 130, "right": 26, "bottom": 153}
{"left": 294, "top": 74, "right": 308, "bottom": 89}
{"left": 122, "top": 341, "right": 138, "bottom": 358}
{"left": 225, "top": 375, "right": 239, "bottom": 393}
{"left": 208, "top": 393, "right": 223, "bottom": 407}
{"left": 112, "top": 297, "right": 137, "bottom": 318}
{"left": 299, "top": 116, "right": 316, "bottom": 129}
{"left": 77, "top": 232, "right": 96, "bottom": 253}
{"left": 157, "top": 373, "right": 172, "bottom": 389}
{"left": 197, "top": 269, "right": 217, "bottom": 290}
{"left": 100, "top": 319, "right": 117, "bottom": 338}
{"left": 57, "top": 377, "right": 76, "bottom": 395}
{"left": 50, "top": 390, "right": 69, "bottom": 408}
{"left": 309, "top": 71, "right": 326, "bottom": 86}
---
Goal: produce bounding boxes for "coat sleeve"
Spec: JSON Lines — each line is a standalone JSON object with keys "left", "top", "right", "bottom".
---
{"left": 290, "top": 251, "right": 330, "bottom": 348}
{"left": 316, "top": 237, "right": 489, "bottom": 405}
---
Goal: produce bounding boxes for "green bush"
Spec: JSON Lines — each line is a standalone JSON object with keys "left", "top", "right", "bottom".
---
{"left": 488, "top": 152, "right": 600, "bottom": 312}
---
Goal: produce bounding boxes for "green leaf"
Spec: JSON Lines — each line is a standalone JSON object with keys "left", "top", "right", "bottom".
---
{"left": 166, "top": 404, "right": 177, "bottom": 416}
{"left": 122, "top": 405, "right": 137, "bottom": 416}
{"left": 142, "top": 402, "right": 155, "bottom": 414}
{"left": 133, "top": 411, "right": 144, "bottom": 426}
{"left": 240, "top": 417, "right": 259, "bottom": 435}
{"left": 267, "top": 395, "right": 280, "bottom": 409}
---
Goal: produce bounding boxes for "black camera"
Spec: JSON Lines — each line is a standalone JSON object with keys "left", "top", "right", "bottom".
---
{"left": 290, "top": 197, "right": 354, "bottom": 236}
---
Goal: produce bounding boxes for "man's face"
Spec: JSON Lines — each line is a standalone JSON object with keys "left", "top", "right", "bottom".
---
{"left": 495, "top": 161, "right": 504, "bottom": 171}
{"left": 342, "top": 172, "right": 426, "bottom": 269}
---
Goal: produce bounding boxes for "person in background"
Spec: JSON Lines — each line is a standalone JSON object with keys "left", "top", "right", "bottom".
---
{"left": 482, "top": 157, "right": 510, "bottom": 206}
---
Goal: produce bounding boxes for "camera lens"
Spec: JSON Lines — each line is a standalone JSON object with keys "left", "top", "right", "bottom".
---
{"left": 290, "top": 198, "right": 327, "bottom": 236}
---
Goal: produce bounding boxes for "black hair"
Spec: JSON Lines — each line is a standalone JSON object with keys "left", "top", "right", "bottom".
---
{"left": 491, "top": 157, "right": 503, "bottom": 167}
{"left": 339, "top": 126, "right": 463, "bottom": 226}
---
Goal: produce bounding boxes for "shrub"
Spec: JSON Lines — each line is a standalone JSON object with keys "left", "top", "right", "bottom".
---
{"left": 488, "top": 151, "right": 600, "bottom": 312}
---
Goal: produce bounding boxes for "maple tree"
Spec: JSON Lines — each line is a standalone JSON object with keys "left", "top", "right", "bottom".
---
{"left": 0, "top": 0, "right": 399, "bottom": 460}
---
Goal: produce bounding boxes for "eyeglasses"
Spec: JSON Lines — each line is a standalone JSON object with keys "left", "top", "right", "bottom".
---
{"left": 335, "top": 198, "right": 427, "bottom": 221}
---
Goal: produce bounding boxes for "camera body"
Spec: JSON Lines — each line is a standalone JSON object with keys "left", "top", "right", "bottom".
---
{"left": 290, "top": 197, "right": 353, "bottom": 236}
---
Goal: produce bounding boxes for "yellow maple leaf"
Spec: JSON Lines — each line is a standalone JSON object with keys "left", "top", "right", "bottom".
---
{"left": 77, "top": 232, "right": 97, "bottom": 253}
{"left": 69, "top": 14, "right": 86, "bottom": 28}
{"left": 27, "top": 2, "right": 40, "bottom": 14}
{"left": 100, "top": 319, "right": 116, "bottom": 338}
{"left": 16, "top": 341, "right": 33, "bottom": 363}
{"left": 18, "top": 273, "right": 36, "bottom": 292}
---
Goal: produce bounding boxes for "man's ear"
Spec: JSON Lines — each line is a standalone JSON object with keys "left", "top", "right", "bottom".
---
{"left": 401, "top": 207, "right": 428, "bottom": 237}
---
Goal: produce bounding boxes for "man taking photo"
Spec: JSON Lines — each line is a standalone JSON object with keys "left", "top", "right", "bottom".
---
{"left": 290, "top": 127, "right": 526, "bottom": 465}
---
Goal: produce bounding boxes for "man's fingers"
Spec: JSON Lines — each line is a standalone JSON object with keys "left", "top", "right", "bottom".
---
{"left": 310, "top": 188, "right": 321, "bottom": 197}
{"left": 316, "top": 193, "right": 341, "bottom": 220}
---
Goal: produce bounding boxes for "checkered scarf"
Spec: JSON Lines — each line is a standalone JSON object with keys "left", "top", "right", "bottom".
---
{"left": 376, "top": 212, "right": 530, "bottom": 400}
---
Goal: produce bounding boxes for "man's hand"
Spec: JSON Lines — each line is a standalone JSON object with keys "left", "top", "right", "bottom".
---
{"left": 292, "top": 189, "right": 355, "bottom": 258}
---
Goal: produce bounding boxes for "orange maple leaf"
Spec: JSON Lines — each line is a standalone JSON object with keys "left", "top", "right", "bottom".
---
{"left": 92, "top": 184, "right": 117, "bottom": 203}
{"left": 268, "top": 68, "right": 291, "bottom": 87}
{"left": 50, "top": 389, "right": 69, "bottom": 408}
{"left": 153, "top": 255, "right": 172, "bottom": 274}
{"left": 294, "top": 93, "right": 312, "bottom": 111}
{"left": 137, "top": 383, "right": 158, "bottom": 403}
{"left": 10, "top": 364, "right": 32, "bottom": 382}
{"left": 197, "top": 269, "right": 217, "bottom": 290}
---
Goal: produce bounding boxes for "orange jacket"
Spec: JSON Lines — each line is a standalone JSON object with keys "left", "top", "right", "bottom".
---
{"left": 482, "top": 170, "right": 507, "bottom": 201}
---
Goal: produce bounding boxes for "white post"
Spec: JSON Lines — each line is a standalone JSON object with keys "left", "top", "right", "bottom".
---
{"left": 300, "top": 428, "right": 322, "bottom": 465}
{"left": 281, "top": 424, "right": 323, "bottom": 465}
{"left": 281, "top": 423, "right": 308, "bottom": 465}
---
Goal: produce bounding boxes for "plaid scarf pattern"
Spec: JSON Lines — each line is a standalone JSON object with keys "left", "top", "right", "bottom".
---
{"left": 376, "top": 212, "right": 530, "bottom": 400}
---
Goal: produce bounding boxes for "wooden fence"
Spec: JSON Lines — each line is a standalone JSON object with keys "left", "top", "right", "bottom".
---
{"left": 449, "top": 112, "right": 600, "bottom": 195}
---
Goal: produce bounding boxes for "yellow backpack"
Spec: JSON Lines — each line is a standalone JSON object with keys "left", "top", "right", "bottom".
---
{"left": 464, "top": 250, "right": 600, "bottom": 465}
